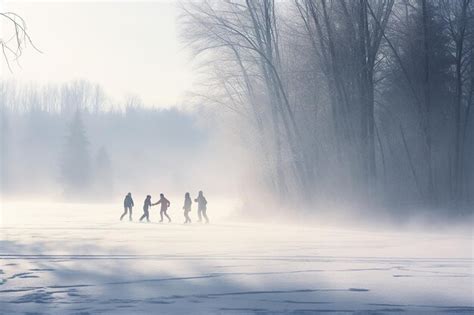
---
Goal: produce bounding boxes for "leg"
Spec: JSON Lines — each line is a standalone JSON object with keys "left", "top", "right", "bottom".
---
{"left": 139, "top": 212, "right": 146, "bottom": 222}
{"left": 202, "top": 209, "right": 209, "bottom": 223}
{"left": 197, "top": 209, "right": 202, "bottom": 222}
{"left": 160, "top": 210, "right": 164, "bottom": 222}
{"left": 129, "top": 207, "right": 133, "bottom": 221}
{"left": 120, "top": 207, "right": 128, "bottom": 221}
{"left": 165, "top": 211, "right": 171, "bottom": 223}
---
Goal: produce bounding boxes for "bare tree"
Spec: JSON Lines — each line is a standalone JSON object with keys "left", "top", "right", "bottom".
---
{"left": 0, "top": 12, "right": 40, "bottom": 71}
{"left": 440, "top": 0, "right": 472, "bottom": 203}
{"left": 179, "top": 0, "right": 474, "bottom": 213}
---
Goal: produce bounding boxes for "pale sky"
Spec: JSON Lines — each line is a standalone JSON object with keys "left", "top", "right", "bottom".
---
{"left": 1, "top": 0, "right": 194, "bottom": 108}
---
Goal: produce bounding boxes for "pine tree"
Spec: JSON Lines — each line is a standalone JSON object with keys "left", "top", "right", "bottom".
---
{"left": 94, "top": 145, "right": 114, "bottom": 197}
{"left": 60, "top": 111, "right": 91, "bottom": 196}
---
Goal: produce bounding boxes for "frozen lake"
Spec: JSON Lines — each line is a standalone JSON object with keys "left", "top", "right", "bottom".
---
{"left": 1, "top": 202, "right": 473, "bottom": 314}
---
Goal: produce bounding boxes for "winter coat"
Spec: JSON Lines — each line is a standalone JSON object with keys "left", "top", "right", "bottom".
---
{"left": 195, "top": 195, "right": 207, "bottom": 211}
{"left": 156, "top": 197, "right": 170, "bottom": 211}
{"left": 124, "top": 195, "right": 134, "bottom": 208}
{"left": 183, "top": 198, "right": 192, "bottom": 212}
{"left": 143, "top": 198, "right": 152, "bottom": 211}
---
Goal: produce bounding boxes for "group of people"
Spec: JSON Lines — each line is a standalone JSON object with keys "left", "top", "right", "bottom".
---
{"left": 120, "top": 191, "right": 209, "bottom": 224}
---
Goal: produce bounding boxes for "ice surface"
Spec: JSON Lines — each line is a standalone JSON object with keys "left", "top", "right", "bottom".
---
{"left": 0, "top": 202, "right": 473, "bottom": 314}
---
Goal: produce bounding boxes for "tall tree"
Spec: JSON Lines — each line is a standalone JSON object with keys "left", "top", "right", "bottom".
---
{"left": 180, "top": 0, "right": 474, "bottom": 212}
{"left": 94, "top": 145, "right": 114, "bottom": 197}
{"left": 441, "top": 0, "right": 472, "bottom": 203}
{"left": 60, "top": 111, "right": 91, "bottom": 196}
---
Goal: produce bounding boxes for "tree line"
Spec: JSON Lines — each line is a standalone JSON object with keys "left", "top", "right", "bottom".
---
{"left": 180, "top": 0, "right": 474, "bottom": 215}
{"left": 0, "top": 80, "right": 207, "bottom": 199}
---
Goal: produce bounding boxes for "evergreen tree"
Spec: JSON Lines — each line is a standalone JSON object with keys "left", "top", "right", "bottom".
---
{"left": 94, "top": 145, "right": 114, "bottom": 197}
{"left": 60, "top": 111, "right": 91, "bottom": 196}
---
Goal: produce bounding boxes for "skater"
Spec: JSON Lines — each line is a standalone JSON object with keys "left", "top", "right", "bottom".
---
{"left": 154, "top": 193, "right": 171, "bottom": 223}
{"left": 183, "top": 192, "right": 192, "bottom": 224}
{"left": 195, "top": 190, "right": 209, "bottom": 223}
{"left": 120, "top": 192, "right": 134, "bottom": 221}
{"left": 139, "top": 195, "right": 152, "bottom": 222}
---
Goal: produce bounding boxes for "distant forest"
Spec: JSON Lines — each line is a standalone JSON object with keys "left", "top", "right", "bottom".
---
{"left": 0, "top": 80, "right": 208, "bottom": 200}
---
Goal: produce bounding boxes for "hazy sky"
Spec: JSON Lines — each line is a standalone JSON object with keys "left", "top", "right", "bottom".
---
{"left": 1, "top": 0, "right": 194, "bottom": 108}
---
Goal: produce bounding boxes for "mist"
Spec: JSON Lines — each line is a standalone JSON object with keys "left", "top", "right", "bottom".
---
{"left": 0, "top": 79, "right": 244, "bottom": 212}
{"left": 1, "top": 1, "right": 473, "bottom": 314}
{"left": 178, "top": 0, "right": 474, "bottom": 224}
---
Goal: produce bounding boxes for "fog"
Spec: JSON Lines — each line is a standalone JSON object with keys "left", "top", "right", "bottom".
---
{"left": 1, "top": 1, "right": 473, "bottom": 314}
{"left": 178, "top": 0, "right": 474, "bottom": 223}
{"left": 1, "top": 0, "right": 473, "bottom": 224}
{"left": 0, "top": 80, "right": 244, "bottom": 213}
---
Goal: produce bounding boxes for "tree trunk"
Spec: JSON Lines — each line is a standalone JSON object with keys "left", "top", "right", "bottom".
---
{"left": 421, "top": 0, "right": 435, "bottom": 202}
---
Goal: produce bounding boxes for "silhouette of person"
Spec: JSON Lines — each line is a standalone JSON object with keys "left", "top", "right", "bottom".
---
{"left": 120, "top": 192, "right": 134, "bottom": 221}
{"left": 139, "top": 195, "right": 152, "bottom": 222}
{"left": 153, "top": 193, "right": 171, "bottom": 223}
{"left": 194, "top": 190, "right": 209, "bottom": 223}
{"left": 183, "top": 192, "right": 192, "bottom": 224}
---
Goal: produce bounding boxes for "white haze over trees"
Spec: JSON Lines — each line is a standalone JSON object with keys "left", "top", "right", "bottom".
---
{"left": 0, "top": 2, "right": 473, "bottom": 314}
{"left": 179, "top": 0, "right": 474, "bottom": 221}
{"left": 0, "top": 80, "right": 240, "bottom": 204}
{"left": 0, "top": 0, "right": 473, "bottom": 223}
{"left": 0, "top": 2, "right": 239, "bottom": 208}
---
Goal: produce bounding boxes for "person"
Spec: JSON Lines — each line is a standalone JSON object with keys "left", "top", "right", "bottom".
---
{"left": 139, "top": 195, "right": 152, "bottom": 222}
{"left": 183, "top": 192, "right": 192, "bottom": 224}
{"left": 120, "top": 192, "right": 134, "bottom": 221}
{"left": 194, "top": 190, "right": 209, "bottom": 223}
{"left": 153, "top": 193, "right": 171, "bottom": 223}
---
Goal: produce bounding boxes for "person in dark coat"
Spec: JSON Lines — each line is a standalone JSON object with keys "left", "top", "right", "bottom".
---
{"left": 120, "top": 192, "right": 134, "bottom": 221}
{"left": 139, "top": 195, "right": 152, "bottom": 222}
{"left": 153, "top": 193, "right": 171, "bottom": 223}
{"left": 183, "top": 192, "right": 192, "bottom": 224}
{"left": 194, "top": 190, "right": 209, "bottom": 223}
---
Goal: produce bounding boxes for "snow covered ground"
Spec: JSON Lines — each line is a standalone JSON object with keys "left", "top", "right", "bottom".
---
{"left": 1, "top": 202, "right": 473, "bottom": 314}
